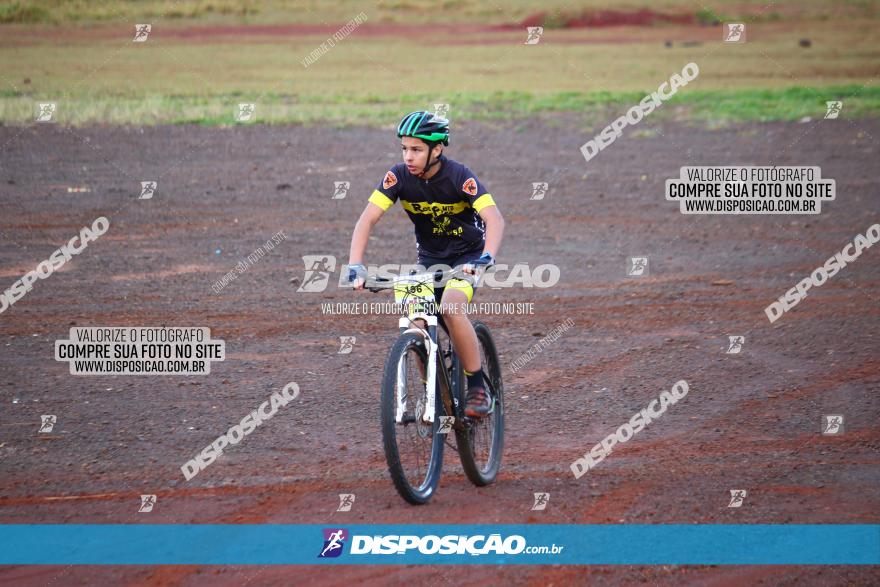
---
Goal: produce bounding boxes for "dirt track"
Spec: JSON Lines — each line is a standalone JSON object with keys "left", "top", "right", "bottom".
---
{"left": 0, "top": 117, "right": 878, "bottom": 585}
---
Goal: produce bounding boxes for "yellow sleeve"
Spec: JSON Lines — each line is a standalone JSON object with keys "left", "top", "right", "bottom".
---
{"left": 368, "top": 189, "right": 395, "bottom": 211}
{"left": 472, "top": 193, "right": 496, "bottom": 213}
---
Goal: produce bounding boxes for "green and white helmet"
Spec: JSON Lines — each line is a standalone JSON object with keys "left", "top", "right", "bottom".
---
{"left": 397, "top": 110, "right": 450, "bottom": 146}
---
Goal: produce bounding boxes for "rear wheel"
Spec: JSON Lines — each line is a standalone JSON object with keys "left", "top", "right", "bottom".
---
{"left": 456, "top": 322, "right": 504, "bottom": 486}
{"left": 380, "top": 332, "right": 445, "bottom": 504}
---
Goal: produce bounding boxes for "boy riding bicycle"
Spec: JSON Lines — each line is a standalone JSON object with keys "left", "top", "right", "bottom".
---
{"left": 347, "top": 110, "right": 505, "bottom": 418}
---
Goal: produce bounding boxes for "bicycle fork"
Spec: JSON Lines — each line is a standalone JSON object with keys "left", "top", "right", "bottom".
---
{"left": 395, "top": 313, "right": 456, "bottom": 426}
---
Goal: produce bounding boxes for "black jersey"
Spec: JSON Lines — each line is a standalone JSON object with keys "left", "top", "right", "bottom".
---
{"left": 368, "top": 154, "right": 497, "bottom": 259}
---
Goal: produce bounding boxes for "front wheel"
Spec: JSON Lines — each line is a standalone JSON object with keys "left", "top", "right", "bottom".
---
{"left": 381, "top": 332, "right": 445, "bottom": 504}
{"left": 456, "top": 322, "right": 504, "bottom": 486}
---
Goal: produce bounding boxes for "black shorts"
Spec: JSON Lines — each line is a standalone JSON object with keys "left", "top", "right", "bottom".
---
{"left": 416, "top": 249, "right": 483, "bottom": 305}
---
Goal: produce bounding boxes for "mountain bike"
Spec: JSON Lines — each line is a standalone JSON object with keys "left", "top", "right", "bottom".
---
{"left": 366, "top": 266, "right": 504, "bottom": 505}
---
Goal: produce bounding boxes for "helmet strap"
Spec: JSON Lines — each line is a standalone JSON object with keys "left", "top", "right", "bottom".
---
{"left": 418, "top": 141, "right": 441, "bottom": 178}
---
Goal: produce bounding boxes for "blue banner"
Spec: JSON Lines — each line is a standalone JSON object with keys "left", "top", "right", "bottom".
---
{"left": 1, "top": 524, "right": 877, "bottom": 565}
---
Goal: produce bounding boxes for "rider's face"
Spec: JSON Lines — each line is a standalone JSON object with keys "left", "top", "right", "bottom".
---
{"left": 401, "top": 137, "right": 440, "bottom": 174}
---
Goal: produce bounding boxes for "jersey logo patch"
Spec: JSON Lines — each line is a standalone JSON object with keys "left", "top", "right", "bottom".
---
{"left": 383, "top": 171, "right": 398, "bottom": 190}
{"left": 462, "top": 177, "right": 478, "bottom": 197}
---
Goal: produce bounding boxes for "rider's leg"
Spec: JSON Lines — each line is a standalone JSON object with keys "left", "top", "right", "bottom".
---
{"left": 408, "top": 312, "right": 432, "bottom": 388}
{"left": 442, "top": 278, "right": 492, "bottom": 417}
{"left": 439, "top": 287, "right": 480, "bottom": 373}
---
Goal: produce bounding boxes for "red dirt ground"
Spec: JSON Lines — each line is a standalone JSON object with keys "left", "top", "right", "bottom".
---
{"left": 0, "top": 117, "right": 878, "bottom": 584}
{"left": 0, "top": 9, "right": 721, "bottom": 46}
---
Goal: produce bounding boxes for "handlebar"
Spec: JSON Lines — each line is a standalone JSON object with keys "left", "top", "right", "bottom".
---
{"left": 361, "top": 266, "right": 486, "bottom": 293}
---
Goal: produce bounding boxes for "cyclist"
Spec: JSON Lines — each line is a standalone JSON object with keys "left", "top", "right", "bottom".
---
{"left": 347, "top": 110, "right": 505, "bottom": 418}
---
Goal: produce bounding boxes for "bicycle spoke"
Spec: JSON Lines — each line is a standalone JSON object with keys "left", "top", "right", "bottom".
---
{"left": 458, "top": 325, "right": 503, "bottom": 480}
{"left": 396, "top": 346, "right": 434, "bottom": 490}
{"left": 469, "top": 342, "right": 493, "bottom": 470}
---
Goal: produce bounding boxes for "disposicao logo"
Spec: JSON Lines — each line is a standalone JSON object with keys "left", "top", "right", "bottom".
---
{"left": 318, "top": 528, "right": 348, "bottom": 558}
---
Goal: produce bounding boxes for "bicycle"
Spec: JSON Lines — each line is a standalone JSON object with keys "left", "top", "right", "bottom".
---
{"left": 365, "top": 266, "right": 505, "bottom": 505}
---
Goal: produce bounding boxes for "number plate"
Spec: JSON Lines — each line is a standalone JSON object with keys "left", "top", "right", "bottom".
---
{"left": 393, "top": 277, "right": 435, "bottom": 304}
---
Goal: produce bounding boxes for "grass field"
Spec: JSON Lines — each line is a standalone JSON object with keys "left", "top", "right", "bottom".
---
{"left": 0, "top": 1, "right": 878, "bottom": 125}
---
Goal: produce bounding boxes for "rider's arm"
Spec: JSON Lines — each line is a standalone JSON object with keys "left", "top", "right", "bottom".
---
{"left": 348, "top": 202, "right": 386, "bottom": 265}
{"left": 351, "top": 168, "right": 402, "bottom": 266}
{"left": 477, "top": 203, "right": 504, "bottom": 259}
{"left": 460, "top": 167, "right": 504, "bottom": 261}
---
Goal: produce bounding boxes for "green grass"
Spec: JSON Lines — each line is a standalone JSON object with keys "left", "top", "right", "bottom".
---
{"left": 2, "top": 86, "right": 877, "bottom": 126}
{"left": 0, "top": 2, "right": 52, "bottom": 24}
{"left": 2, "top": 22, "right": 876, "bottom": 92}
{"left": 0, "top": 4, "right": 877, "bottom": 126}
{"left": 676, "top": 86, "right": 880, "bottom": 122}
{"left": 0, "top": 0, "right": 261, "bottom": 24}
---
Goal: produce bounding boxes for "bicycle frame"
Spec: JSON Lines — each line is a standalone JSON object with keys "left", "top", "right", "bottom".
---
{"left": 367, "top": 265, "right": 485, "bottom": 430}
